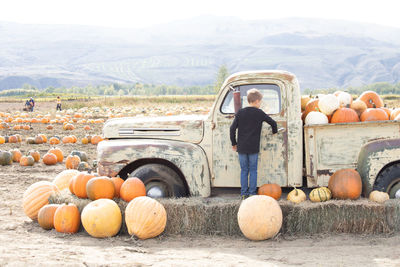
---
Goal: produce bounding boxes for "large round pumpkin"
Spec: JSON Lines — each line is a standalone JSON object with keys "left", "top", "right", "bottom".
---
{"left": 53, "top": 203, "right": 80, "bottom": 234}
{"left": 318, "top": 94, "right": 339, "bottom": 116}
{"left": 48, "top": 147, "right": 64, "bottom": 163}
{"left": 0, "top": 150, "right": 12, "bottom": 166}
{"left": 330, "top": 108, "right": 360, "bottom": 123}
{"left": 357, "top": 91, "right": 383, "bottom": 108}
{"left": 350, "top": 100, "right": 367, "bottom": 117}
{"left": 28, "top": 150, "right": 40, "bottom": 162}
{"left": 360, "top": 108, "right": 389, "bottom": 122}
{"left": 302, "top": 99, "right": 319, "bottom": 121}
{"left": 337, "top": 92, "right": 353, "bottom": 107}
{"left": 22, "top": 181, "right": 59, "bottom": 220}
{"left": 10, "top": 148, "right": 22, "bottom": 162}
{"left": 20, "top": 155, "right": 35, "bottom": 166}
{"left": 257, "top": 183, "right": 282, "bottom": 200}
{"left": 91, "top": 135, "right": 103, "bottom": 145}
{"left": 237, "top": 195, "right": 282, "bottom": 241}
{"left": 86, "top": 176, "right": 115, "bottom": 200}
{"left": 125, "top": 196, "right": 167, "bottom": 239}
{"left": 53, "top": 169, "right": 80, "bottom": 191}
{"left": 49, "top": 137, "right": 60, "bottom": 145}
{"left": 120, "top": 177, "right": 146, "bottom": 202}
{"left": 38, "top": 204, "right": 60, "bottom": 230}
{"left": 43, "top": 153, "right": 58, "bottom": 165}
{"left": 328, "top": 169, "right": 362, "bottom": 200}
{"left": 301, "top": 95, "right": 311, "bottom": 111}
{"left": 72, "top": 172, "right": 96, "bottom": 198}
{"left": 81, "top": 199, "right": 122, "bottom": 238}
{"left": 305, "top": 111, "right": 328, "bottom": 125}
{"left": 65, "top": 155, "right": 81, "bottom": 169}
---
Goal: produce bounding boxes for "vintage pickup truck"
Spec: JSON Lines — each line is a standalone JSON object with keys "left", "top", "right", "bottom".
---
{"left": 97, "top": 70, "right": 400, "bottom": 198}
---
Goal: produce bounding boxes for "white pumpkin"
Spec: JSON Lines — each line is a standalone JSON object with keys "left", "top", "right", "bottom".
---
{"left": 337, "top": 92, "right": 353, "bottom": 107}
{"left": 318, "top": 94, "right": 340, "bottom": 115}
{"left": 305, "top": 111, "right": 328, "bottom": 125}
{"left": 237, "top": 195, "right": 282, "bottom": 241}
{"left": 369, "top": 190, "right": 389, "bottom": 203}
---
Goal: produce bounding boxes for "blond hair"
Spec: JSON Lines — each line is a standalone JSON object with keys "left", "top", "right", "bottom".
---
{"left": 247, "top": 88, "right": 263, "bottom": 103}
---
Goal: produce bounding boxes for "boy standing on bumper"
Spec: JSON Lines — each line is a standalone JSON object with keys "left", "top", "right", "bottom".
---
{"left": 230, "top": 89, "right": 278, "bottom": 199}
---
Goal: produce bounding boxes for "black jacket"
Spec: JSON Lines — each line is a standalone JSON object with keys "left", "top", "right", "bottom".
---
{"left": 230, "top": 107, "right": 278, "bottom": 154}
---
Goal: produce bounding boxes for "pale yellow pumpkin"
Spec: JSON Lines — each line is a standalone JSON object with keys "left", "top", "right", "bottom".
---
{"left": 287, "top": 188, "right": 306, "bottom": 204}
{"left": 237, "top": 195, "right": 282, "bottom": 241}
{"left": 52, "top": 170, "right": 80, "bottom": 191}
{"left": 125, "top": 196, "right": 167, "bottom": 240}
{"left": 22, "top": 181, "right": 59, "bottom": 220}
{"left": 81, "top": 199, "right": 122, "bottom": 238}
{"left": 369, "top": 190, "right": 389, "bottom": 203}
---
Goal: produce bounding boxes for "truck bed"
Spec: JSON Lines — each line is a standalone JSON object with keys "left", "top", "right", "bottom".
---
{"left": 304, "top": 120, "right": 400, "bottom": 187}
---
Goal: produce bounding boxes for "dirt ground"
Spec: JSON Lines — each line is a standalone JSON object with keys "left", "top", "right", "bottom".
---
{"left": 1, "top": 102, "right": 400, "bottom": 266}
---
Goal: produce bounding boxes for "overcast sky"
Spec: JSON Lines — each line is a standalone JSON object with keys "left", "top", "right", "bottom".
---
{"left": 1, "top": 0, "right": 400, "bottom": 29}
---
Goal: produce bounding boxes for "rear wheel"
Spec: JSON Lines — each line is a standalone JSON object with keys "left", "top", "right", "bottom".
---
{"left": 373, "top": 163, "right": 400, "bottom": 198}
{"left": 129, "top": 164, "right": 188, "bottom": 198}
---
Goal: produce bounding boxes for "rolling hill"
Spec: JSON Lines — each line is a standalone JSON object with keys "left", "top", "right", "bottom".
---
{"left": 0, "top": 16, "right": 399, "bottom": 91}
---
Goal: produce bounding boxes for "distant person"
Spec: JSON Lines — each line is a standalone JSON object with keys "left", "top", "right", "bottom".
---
{"left": 29, "top": 97, "right": 35, "bottom": 112}
{"left": 56, "top": 96, "right": 62, "bottom": 111}
{"left": 24, "top": 99, "right": 31, "bottom": 111}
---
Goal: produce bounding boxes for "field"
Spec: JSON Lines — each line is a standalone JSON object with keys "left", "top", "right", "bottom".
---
{"left": 1, "top": 98, "right": 400, "bottom": 266}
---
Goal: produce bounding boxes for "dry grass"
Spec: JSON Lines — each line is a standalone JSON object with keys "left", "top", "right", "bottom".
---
{"left": 49, "top": 191, "right": 400, "bottom": 237}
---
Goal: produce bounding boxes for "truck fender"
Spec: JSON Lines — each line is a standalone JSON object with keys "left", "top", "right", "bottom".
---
{"left": 97, "top": 139, "right": 211, "bottom": 197}
{"left": 357, "top": 138, "right": 400, "bottom": 196}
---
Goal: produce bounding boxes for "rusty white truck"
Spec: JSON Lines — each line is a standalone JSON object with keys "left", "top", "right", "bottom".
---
{"left": 97, "top": 70, "right": 400, "bottom": 198}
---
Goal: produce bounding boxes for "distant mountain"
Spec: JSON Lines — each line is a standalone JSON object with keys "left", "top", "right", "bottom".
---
{"left": 0, "top": 16, "right": 400, "bottom": 91}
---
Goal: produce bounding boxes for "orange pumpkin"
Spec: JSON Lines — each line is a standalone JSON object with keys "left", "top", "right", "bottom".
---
{"left": 62, "top": 136, "right": 74, "bottom": 144}
{"left": 257, "top": 183, "right": 282, "bottom": 200}
{"left": 38, "top": 204, "right": 60, "bottom": 230}
{"left": 72, "top": 172, "right": 96, "bottom": 198}
{"left": 28, "top": 150, "right": 41, "bottom": 162}
{"left": 38, "top": 134, "right": 47, "bottom": 143}
{"left": 34, "top": 135, "right": 44, "bottom": 144}
{"left": 120, "top": 177, "right": 146, "bottom": 202}
{"left": 63, "top": 123, "right": 75, "bottom": 130}
{"left": 357, "top": 91, "right": 383, "bottom": 108}
{"left": 8, "top": 135, "right": 18, "bottom": 143}
{"left": 22, "top": 181, "right": 59, "bottom": 220}
{"left": 379, "top": 107, "right": 392, "bottom": 118}
{"left": 328, "top": 169, "right": 362, "bottom": 200}
{"left": 0, "top": 136, "right": 5, "bottom": 144}
{"left": 46, "top": 124, "right": 54, "bottom": 130}
{"left": 81, "top": 137, "right": 89, "bottom": 144}
{"left": 302, "top": 99, "right": 319, "bottom": 121}
{"left": 48, "top": 147, "right": 63, "bottom": 163}
{"left": 53, "top": 203, "right": 80, "bottom": 234}
{"left": 65, "top": 155, "right": 81, "bottom": 169}
{"left": 83, "top": 125, "right": 91, "bottom": 131}
{"left": 360, "top": 108, "right": 389, "bottom": 122}
{"left": 111, "top": 177, "right": 125, "bottom": 198}
{"left": 20, "top": 155, "right": 35, "bottom": 166}
{"left": 86, "top": 176, "right": 116, "bottom": 200}
{"left": 91, "top": 135, "right": 103, "bottom": 145}
{"left": 49, "top": 137, "right": 60, "bottom": 145}
{"left": 330, "top": 108, "right": 360, "bottom": 123}
{"left": 10, "top": 148, "right": 22, "bottom": 162}
{"left": 43, "top": 153, "right": 58, "bottom": 165}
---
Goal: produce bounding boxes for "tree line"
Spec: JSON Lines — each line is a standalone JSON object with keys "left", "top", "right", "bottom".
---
{"left": 303, "top": 82, "right": 400, "bottom": 96}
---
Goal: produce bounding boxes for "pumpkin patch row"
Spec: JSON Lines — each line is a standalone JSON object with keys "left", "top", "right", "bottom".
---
{"left": 0, "top": 133, "right": 103, "bottom": 145}
{"left": 302, "top": 91, "right": 400, "bottom": 125}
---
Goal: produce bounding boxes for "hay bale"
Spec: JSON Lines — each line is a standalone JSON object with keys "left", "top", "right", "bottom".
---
{"left": 49, "top": 191, "right": 400, "bottom": 236}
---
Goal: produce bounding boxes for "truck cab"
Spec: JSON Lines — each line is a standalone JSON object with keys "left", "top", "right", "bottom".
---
{"left": 97, "top": 70, "right": 400, "bottom": 198}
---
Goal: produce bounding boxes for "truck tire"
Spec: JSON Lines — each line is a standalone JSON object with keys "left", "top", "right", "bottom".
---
{"left": 129, "top": 164, "right": 188, "bottom": 198}
{"left": 373, "top": 163, "right": 400, "bottom": 198}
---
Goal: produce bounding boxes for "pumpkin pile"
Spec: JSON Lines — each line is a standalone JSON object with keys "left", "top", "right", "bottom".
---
{"left": 23, "top": 170, "right": 167, "bottom": 239}
{"left": 302, "top": 91, "right": 400, "bottom": 125}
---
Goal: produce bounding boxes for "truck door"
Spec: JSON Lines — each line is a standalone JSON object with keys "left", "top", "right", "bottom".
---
{"left": 212, "top": 82, "right": 288, "bottom": 187}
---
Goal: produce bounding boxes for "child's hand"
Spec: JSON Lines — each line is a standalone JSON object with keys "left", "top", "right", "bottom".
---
{"left": 232, "top": 145, "right": 237, "bottom": 151}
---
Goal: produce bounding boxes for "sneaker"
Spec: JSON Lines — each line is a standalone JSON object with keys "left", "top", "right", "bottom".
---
{"left": 241, "top": 195, "right": 249, "bottom": 200}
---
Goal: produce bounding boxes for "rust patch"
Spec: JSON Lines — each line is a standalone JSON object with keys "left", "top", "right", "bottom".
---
{"left": 317, "top": 169, "right": 334, "bottom": 176}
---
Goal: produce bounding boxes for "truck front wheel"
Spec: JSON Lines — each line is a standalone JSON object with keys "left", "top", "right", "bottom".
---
{"left": 373, "top": 163, "right": 400, "bottom": 198}
{"left": 129, "top": 164, "right": 188, "bottom": 198}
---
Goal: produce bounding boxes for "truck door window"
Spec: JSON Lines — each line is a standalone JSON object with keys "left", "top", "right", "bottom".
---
{"left": 220, "top": 84, "right": 281, "bottom": 114}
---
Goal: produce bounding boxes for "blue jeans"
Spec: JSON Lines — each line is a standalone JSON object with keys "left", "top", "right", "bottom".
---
{"left": 238, "top": 153, "right": 258, "bottom": 196}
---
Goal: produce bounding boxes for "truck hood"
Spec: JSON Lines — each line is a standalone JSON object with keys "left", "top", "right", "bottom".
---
{"left": 102, "top": 115, "right": 206, "bottom": 144}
